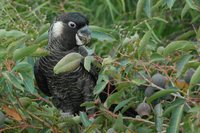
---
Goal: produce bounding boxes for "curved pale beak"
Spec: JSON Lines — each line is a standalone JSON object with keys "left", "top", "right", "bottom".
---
{"left": 76, "top": 25, "right": 91, "bottom": 45}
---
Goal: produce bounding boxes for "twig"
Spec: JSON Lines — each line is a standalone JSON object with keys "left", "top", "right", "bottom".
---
{"left": 0, "top": 124, "right": 42, "bottom": 132}
{"left": 26, "top": 110, "right": 51, "bottom": 128}
{"left": 102, "top": 108, "right": 168, "bottom": 127}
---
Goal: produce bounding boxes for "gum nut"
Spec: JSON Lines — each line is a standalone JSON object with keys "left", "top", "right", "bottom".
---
{"left": 152, "top": 73, "right": 166, "bottom": 88}
{"left": 145, "top": 86, "right": 156, "bottom": 97}
{"left": 135, "top": 103, "right": 151, "bottom": 116}
{"left": 184, "top": 68, "right": 195, "bottom": 84}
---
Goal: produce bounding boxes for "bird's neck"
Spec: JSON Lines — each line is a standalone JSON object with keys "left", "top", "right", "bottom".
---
{"left": 47, "top": 36, "right": 76, "bottom": 52}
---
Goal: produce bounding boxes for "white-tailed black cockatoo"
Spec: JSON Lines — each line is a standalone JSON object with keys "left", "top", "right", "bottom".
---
{"left": 34, "top": 12, "right": 97, "bottom": 115}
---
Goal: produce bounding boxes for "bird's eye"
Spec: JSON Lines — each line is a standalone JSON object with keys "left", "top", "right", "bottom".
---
{"left": 68, "top": 21, "right": 76, "bottom": 28}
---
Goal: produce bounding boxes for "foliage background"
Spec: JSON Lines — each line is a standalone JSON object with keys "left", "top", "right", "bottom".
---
{"left": 0, "top": 0, "right": 200, "bottom": 132}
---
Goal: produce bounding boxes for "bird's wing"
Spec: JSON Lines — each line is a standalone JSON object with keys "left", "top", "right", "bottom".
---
{"left": 34, "top": 60, "right": 52, "bottom": 96}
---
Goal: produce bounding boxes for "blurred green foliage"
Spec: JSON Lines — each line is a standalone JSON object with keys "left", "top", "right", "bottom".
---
{"left": 0, "top": 0, "right": 200, "bottom": 132}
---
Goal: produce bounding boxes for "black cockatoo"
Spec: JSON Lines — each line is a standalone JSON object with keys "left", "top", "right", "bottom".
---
{"left": 34, "top": 12, "right": 97, "bottom": 115}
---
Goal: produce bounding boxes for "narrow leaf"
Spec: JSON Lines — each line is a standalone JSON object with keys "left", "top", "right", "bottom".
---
{"left": 166, "top": 0, "right": 176, "bottom": 9}
{"left": 34, "top": 31, "right": 48, "bottom": 44}
{"left": 166, "top": 104, "right": 184, "bottom": 133}
{"left": 113, "top": 113, "right": 124, "bottom": 132}
{"left": 163, "top": 98, "right": 186, "bottom": 117}
{"left": 114, "top": 98, "right": 133, "bottom": 113}
{"left": 93, "top": 75, "right": 109, "bottom": 95}
{"left": 186, "top": 0, "right": 198, "bottom": 11}
{"left": 176, "top": 54, "right": 193, "bottom": 78}
{"left": 144, "top": 0, "right": 152, "bottom": 18}
{"left": 163, "top": 41, "right": 196, "bottom": 56}
{"left": 105, "top": 91, "right": 122, "bottom": 108}
{"left": 138, "top": 30, "right": 151, "bottom": 59}
{"left": 189, "top": 65, "right": 200, "bottom": 90}
{"left": 147, "top": 88, "right": 178, "bottom": 104}
{"left": 6, "top": 30, "right": 26, "bottom": 38}
{"left": 136, "top": 0, "right": 146, "bottom": 19}
{"left": 181, "top": 3, "right": 190, "bottom": 19}
{"left": 2, "top": 72, "right": 24, "bottom": 92}
{"left": 154, "top": 103, "right": 163, "bottom": 133}
{"left": 13, "top": 44, "right": 39, "bottom": 60}
{"left": 12, "top": 62, "right": 32, "bottom": 72}
{"left": 79, "top": 112, "right": 92, "bottom": 127}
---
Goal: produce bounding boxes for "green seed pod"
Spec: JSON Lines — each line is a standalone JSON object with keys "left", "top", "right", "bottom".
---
{"left": 54, "top": 52, "right": 83, "bottom": 74}
{"left": 152, "top": 73, "right": 166, "bottom": 88}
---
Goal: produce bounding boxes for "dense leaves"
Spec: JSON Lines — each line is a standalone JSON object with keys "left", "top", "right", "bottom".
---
{"left": 0, "top": 0, "right": 200, "bottom": 132}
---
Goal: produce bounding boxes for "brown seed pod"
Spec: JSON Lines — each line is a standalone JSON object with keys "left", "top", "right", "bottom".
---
{"left": 145, "top": 86, "right": 156, "bottom": 97}
{"left": 135, "top": 102, "right": 151, "bottom": 117}
{"left": 184, "top": 68, "right": 195, "bottom": 84}
{"left": 152, "top": 73, "right": 166, "bottom": 88}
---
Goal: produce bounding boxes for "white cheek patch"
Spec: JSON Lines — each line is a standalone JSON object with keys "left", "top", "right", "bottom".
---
{"left": 76, "top": 34, "right": 84, "bottom": 45}
{"left": 52, "top": 21, "right": 63, "bottom": 37}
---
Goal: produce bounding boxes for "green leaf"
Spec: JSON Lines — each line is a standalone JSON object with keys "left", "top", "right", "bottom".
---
{"left": 138, "top": 30, "right": 151, "bottom": 59}
{"left": 30, "top": 48, "right": 50, "bottom": 57}
{"left": 102, "top": 56, "right": 115, "bottom": 66}
{"left": 136, "top": 0, "right": 146, "bottom": 19}
{"left": 188, "top": 106, "right": 200, "bottom": 113}
{"left": 89, "top": 25, "right": 115, "bottom": 33}
{"left": 182, "top": 61, "right": 200, "bottom": 73}
{"left": 163, "top": 98, "right": 186, "bottom": 117}
{"left": 186, "top": 0, "right": 198, "bottom": 11}
{"left": 150, "top": 53, "right": 165, "bottom": 62}
{"left": 93, "top": 75, "right": 109, "bottom": 95}
{"left": 131, "top": 78, "right": 146, "bottom": 86}
{"left": 176, "top": 54, "right": 193, "bottom": 78}
{"left": 91, "top": 31, "right": 114, "bottom": 42}
{"left": 5, "top": 30, "right": 27, "bottom": 38}
{"left": 166, "top": 0, "right": 176, "bottom": 9}
{"left": 154, "top": 103, "right": 163, "bottom": 133}
{"left": 114, "top": 98, "right": 134, "bottom": 113}
{"left": 34, "top": 31, "right": 48, "bottom": 44}
{"left": 80, "top": 101, "right": 95, "bottom": 108}
{"left": 21, "top": 72, "right": 37, "bottom": 94}
{"left": 147, "top": 88, "right": 178, "bottom": 104}
{"left": 189, "top": 65, "right": 200, "bottom": 90}
{"left": 79, "top": 112, "right": 92, "bottom": 127}
{"left": 181, "top": 3, "right": 190, "bottom": 19}
{"left": 152, "top": 17, "right": 168, "bottom": 23}
{"left": 113, "top": 113, "right": 124, "bottom": 132}
{"left": 166, "top": 104, "right": 184, "bottom": 133}
{"left": 176, "top": 30, "right": 195, "bottom": 40}
{"left": 2, "top": 72, "right": 24, "bottom": 92}
{"left": 105, "top": 91, "right": 122, "bottom": 108}
{"left": 163, "top": 41, "right": 196, "bottom": 56}
{"left": 12, "top": 62, "right": 32, "bottom": 72}
{"left": 13, "top": 44, "right": 39, "bottom": 60}
{"left": 84, "top": 56, "right": 95, "bottom": 72}
{"left": 38, "top": 23, "right": 50, "bottom": 35}
{"left": 89, "top": 25, "right": 116, "bottom": 42}
{"left": 144, "top": 0, "right": 152, "bottom": 18}
{"left": 0, "top": 29, "right": 7, "bottom": 38}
